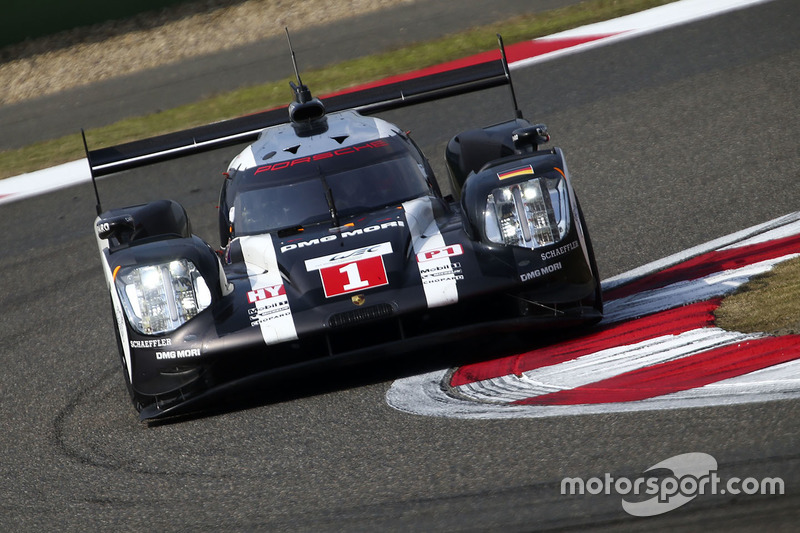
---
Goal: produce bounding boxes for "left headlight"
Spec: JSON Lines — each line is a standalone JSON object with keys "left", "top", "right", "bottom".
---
{"left": 483, "top": 176, "right": 568, "bottom": 249}
{"left": 115, "top": 259, "right": 212, "bottom": 335}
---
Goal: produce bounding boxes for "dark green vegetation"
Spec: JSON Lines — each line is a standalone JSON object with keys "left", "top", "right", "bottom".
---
{"left": 1, "top": 0, "right": 195, "bottom": 49}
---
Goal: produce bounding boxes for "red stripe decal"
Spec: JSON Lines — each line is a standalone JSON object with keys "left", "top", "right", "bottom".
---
{"left": 513, "top": 335, "right": 800, "bottom": 405}
{"left": 449, "top": 299, "right": 721, "bottom": 387}
{"left": 605, "top": 233, "right": 800, "bottom": 301}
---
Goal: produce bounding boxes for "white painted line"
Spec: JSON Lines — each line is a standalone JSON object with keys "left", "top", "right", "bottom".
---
{"left": 510, "top": 0, "right": 775, "bottom": 69}
{"left": 454, "top": 329, "right": 759, "bottom": 404}
{"left": 0, "top": 159, "right": 91, "bottom": 205}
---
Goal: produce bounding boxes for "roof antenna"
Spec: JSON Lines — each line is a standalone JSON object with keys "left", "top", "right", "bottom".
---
{"left": 497, "top": 34, "right": 523, "bottom": 119}
{"left": 81, "top": 128, "right": 103, "bottom": 215}
{"left": 285, "top": 27, "right": 312, "bottom": 104}
{"left": 284, "top": 27, "right": 327, "bottom": 128}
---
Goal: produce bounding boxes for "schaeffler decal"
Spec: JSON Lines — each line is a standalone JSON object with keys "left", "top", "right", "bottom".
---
{"left": 386, "top": 213, "right": 800, "bottom": 419}
{"left": 541, "top": 240, "right": 579, "bottom": 261}
{"left": 403, "top": 197, "right": 459, "bottom": 307}
{"left": 305, "top": 242, "right": 391, "bottom": 298}
{"left": 240, "top": 234, "right": 298, "bottom": 345}
{"left": 130, "top": 338, "right": 172, "bottom": 349}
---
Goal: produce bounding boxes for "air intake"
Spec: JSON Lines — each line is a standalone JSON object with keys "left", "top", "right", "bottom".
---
{"left": 328, "top": 303, "right": 394, "bottom": 329}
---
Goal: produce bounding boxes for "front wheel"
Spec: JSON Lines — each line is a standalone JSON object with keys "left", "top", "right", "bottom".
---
{"left": 110, "top": 307, "right": 144, "bottom": 413}
{"left": 576, "top": 199, "right": 603, "bottom": 316}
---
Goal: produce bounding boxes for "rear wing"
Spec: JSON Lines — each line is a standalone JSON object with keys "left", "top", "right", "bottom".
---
{"left": 84, "top": 35, "right": 520, "bottom": 211}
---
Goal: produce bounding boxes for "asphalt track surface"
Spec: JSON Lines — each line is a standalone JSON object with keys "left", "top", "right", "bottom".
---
{"left": 1, "top": 0, "right": 799, "bottom": 530}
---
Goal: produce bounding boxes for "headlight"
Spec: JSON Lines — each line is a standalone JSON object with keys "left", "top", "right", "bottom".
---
{"left": 115, "top": 259, "right": 212, "bottom": 335}
{"left": 484, "top": 176, "right": 568, "bottom": 248}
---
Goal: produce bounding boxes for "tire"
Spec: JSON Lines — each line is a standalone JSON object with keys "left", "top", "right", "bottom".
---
{"left": 576, "top": 198, "right": 603, "bottom": 316}
{"left": 110, "top": 305, "right": 145, "bottom": 413}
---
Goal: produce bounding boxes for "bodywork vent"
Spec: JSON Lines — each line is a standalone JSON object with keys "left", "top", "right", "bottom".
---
{"left": 328, "top": 303, "right": 394, "bottom": 329}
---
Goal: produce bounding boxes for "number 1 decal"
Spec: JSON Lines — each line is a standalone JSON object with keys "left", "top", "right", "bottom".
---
{"left": 319, "top": 256, "right": 389, "bottom": 297}
{"left": 339, "top": 262, "right": 370, "bottom": 291}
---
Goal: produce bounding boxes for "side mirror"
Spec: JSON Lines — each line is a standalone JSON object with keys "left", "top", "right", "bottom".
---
{"left": 512, "top": 124, "right": 550, "bottom": 152}
{"left": 96, "top": 214, "right": 135, "bottom": 240}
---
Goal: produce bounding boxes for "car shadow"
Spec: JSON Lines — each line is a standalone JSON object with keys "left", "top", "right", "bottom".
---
{"left": 147, "top": 326, "right": 587, "bottom": 426}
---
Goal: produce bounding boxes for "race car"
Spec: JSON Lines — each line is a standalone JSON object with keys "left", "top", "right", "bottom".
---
{"left": 86, "top": 37, "right": 602, "bottom": 420}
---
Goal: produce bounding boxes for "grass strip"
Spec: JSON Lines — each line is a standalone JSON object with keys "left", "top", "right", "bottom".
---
{"left": 715, "top": 257, "right": 800, "bottom": 336}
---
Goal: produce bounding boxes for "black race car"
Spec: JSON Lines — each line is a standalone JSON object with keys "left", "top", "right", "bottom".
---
{"left": 87, "top": 37, "right": 602, "bottom": 420}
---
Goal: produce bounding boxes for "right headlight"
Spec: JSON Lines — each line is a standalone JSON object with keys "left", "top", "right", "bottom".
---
{"left": 483, "top": 176, "right": 569, "bottom": 249}
{"left": 114, "top": 259, "right": 212, "bottom": 335}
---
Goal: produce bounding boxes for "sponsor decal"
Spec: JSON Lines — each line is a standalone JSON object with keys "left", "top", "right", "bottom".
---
{"left": 497, "top": 165, "right": 534, "bottom": 181}
{"left": 247, "top": 284, "right": 286, "bottom": 303}
{"left": 403, "top": 196, "right": 459, "bottom": 307}
{"left": 520, "top": 261, "right": 562, "bottom": 282}
{"left": 541, "top": 240, "right": 579, "bottom": 261}
{"left": 304, "top": 242, "right": 392, "bottom": 271}
{"left": 240, "top": 234, "right": 298, "bottom": 344}
{"left": 156, "top": 348, "right": 201, "bottom": 360}
{"left": 253, "top": 139, "right": 389, "bottom": 175}
{"left": 305, "top": 243, "right": 392, "bottom": 298}
{"left": 318, "top": 256, "right": 390, "bottom": 298}
{"left": 250, "top": 309, "right": 293, "bottom": 327}
{"left": 280, "top": 220, "right": 404, "bottom": 253}
{"left": 248, "top": 298, "right": 293, "bottom": 326}
{"left": 416, "top": 244, "right": 464, "bottom": 263}
{"left": 419, "top": 261, "right": 464, "bottom": 283}
{"left": 130, "top": 338, "right": 172, "bottom": 349}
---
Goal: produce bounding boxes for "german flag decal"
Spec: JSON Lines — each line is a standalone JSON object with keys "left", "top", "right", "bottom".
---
{"left": 497, "top": 165, "right": 534, "bottom": 180}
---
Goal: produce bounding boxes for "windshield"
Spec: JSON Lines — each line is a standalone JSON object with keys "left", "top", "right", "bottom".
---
{"left": 233, "top": 140, "right": 431, "bottom": 235}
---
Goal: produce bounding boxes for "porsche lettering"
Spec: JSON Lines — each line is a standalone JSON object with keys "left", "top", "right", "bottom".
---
{"left": 254, "top": 139, "right": 389, "bottom": 175}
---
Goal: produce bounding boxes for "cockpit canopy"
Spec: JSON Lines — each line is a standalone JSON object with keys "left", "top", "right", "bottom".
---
{"left": 232, "top": 135, "right": 433, "bottom": 235}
